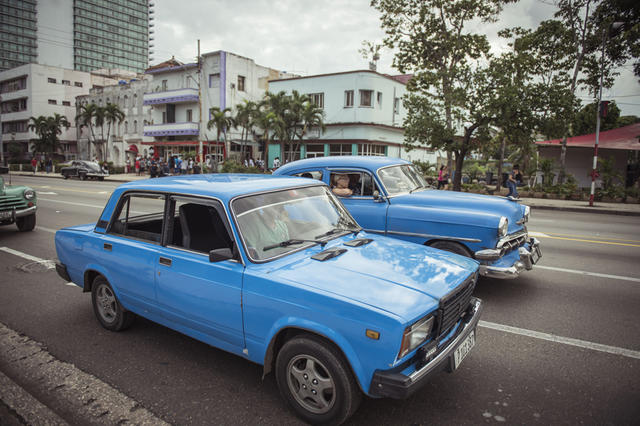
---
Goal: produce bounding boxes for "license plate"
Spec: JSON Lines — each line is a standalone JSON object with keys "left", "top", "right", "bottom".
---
{"left": 531, "top": 245, "right": 541, "bottom": 264}
{"left": 453, "top": 329, "right": 475, "bottom": 370}
{"left": 0, "top": 210, "right": 12, "bottom": 220}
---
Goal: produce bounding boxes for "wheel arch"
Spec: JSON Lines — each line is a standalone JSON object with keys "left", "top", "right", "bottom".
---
{"left": 425, "top": 239, "right": 473, "bottom": 257}
{"left": 82, "top": 264, "right": 113, "bottom": 293}
{"left": 262, "top": 323, "right": 367, "bottom": 393}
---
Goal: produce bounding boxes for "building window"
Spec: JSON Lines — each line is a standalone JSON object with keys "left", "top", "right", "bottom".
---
{"left": 62, "top": 101, "right": 71, "bottom": 106}
{"left": 394, "top": 97, "right": 400, "bottom": 114}
{"left": 1, "top": 77, "right": 27, "bottom": 93}
{"left": 162, "top": 112, "right": 166, "bottom": 124}
{"left": 133, "top": 120, "right": 138, "bottom": 133}
{"left": 1, "top": 98, "right": 27, "bottom": 113}
{"left": 305, "top": 144, "right": 325, "bottom": 158}
{"left": 344, "top": 90, "right": 354, "bottom": 107}
{"left": 161, "top": 80, "right": 167, "bottom": 91}
{"left": 377, "top": 92, "right": 382, "bottom": 107}
{"left": 237, "top": 75, "right": 245, "bottom": 92}
{"left": 209, "top": 73, "right": 220, "bottom": 88}
{"left": 360, "top": 90, "right": 373, "bottom": 107}
{"left": 2, "top": 120, "right": 28, "bottom": 134}
{"left": 124, "top": 121, "right": 128, "bottom": 133}
{"left": 329, "top": 144, "right": 352, "bottom": 156}
{"left": 48, "top": 78, "right": 56, "bottom": 84}
{"left": 62, "top": 80, "right": 71, "bottom": 86}
{"left": 309, "top": 93, "right": 324, "bottom": 108}
{"left": 187, "top": 109, "right": 193, "bottom": 122}
{"left": 74, "top": 81, "right": 83, "bottom": 87}
{"left": 358, "top": 144, "right": 386, "bottom": 156}
{"left": 48, "top": 99, "right": 57, "bottom": 105}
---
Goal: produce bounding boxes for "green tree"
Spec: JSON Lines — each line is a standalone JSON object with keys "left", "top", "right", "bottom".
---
{"left": 372, "top": 0, "right": 513, "bottom": 191}
{"left": 75, "top": 103, "right": 100, "bottom": 160}
{"left": 103, "top": 103, "right": 125, "bottom": 162}
{"left": 207, "top": 107, "right": 236, "bottom": 171}
{"left": 234, "top": 100, "right": 258, "bottom": 158}
{"left": 572, "top": 100, "right": 620, "bottom": 135}
{"left": 28, "top": 113, "right": 70, "bottom": 159}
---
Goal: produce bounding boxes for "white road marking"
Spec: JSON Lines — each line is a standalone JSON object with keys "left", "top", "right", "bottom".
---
{"left": 535, "top": 265, "right": 640, "bottom": 283}
{"left": 37, "top": 191, "right": 57, "bottom": 195}
{"left": 98, "top": 191, "right": 108, "bottom": 194}
{"left": 479, "top": 321, "right": 640, "bottom": 360}
{"left": 38, "top": 198, "right": 105, "bottom": 209}
{"left": 528, "top": 231, "right": 549, "bottom": 237}
{"left": 65, "top": 282, "right": 77, "bottom": 287}
{"left": 37, "top": 226, "right": 57, "bottom": 234}
{"left": 0, "top": 247, "right": 55, "bottom": 269}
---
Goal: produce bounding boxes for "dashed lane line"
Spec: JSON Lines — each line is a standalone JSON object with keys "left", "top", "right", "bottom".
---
{"left": 0, "top": 247, "right": 54, "bottom": 269}
{"left": 479, "top": 321, "right": 640, "bottom": 360}
{"left": 535, "top": 265, "right": 640, "bottom": 283}
{"left": 36, "top": 226, "right": 57, "bottom": 234}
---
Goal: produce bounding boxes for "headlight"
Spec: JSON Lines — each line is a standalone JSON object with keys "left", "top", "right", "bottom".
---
{"left": 398, "top": 315, "right": 435, "bottom": 359}
{"left": 498, "top": 216, "right": 508, "bottom": 237}
{"left": 23, "top": 189, "right": 35, "bottom": 200}
{"left": 523, "top": 205, "right": 530, "bottom": 223}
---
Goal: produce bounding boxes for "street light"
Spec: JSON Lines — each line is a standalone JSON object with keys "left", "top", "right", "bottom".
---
{"left": 589, "top": 21, "right": 624, "bottom": 207}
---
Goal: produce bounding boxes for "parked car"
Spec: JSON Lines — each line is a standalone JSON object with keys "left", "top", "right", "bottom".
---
{"left": 60, "top": 160, "right": 109, "bottom": 180}
{"left": 55, "top": 174, "right": 482, "bottom": 424}
{"left": 0, "top": 169, "right": 37, "bottom": 231}
{"left": 274, "top": 156, "right": 541, "bottom": 279}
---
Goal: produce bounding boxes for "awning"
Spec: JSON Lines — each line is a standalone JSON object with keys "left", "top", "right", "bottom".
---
{"left": 127, "top": 144, "right": 139, "bottom": 153}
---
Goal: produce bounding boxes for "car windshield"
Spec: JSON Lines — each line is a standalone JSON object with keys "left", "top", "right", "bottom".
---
{"left": 377, "top": 164, "right": 428, "bottom": 196}
{"left": 233, "top": 185, "right": 360, "bottom": 261}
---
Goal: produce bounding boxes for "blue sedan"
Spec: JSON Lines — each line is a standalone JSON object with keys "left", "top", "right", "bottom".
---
{"left": 274, "top": 156, "right": 542, "bottom": 279}
{"left": 55, "top": 174, "right": 482, "bottom": 424}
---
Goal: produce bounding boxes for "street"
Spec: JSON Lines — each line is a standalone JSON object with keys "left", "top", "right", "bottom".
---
{"left": 1, "top": 175, "right": 639, "bottom": 425}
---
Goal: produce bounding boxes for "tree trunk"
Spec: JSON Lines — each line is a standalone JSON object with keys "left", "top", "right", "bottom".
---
{"left": 453, "top": 149, "right": 466, "bottom": 192}
{"left": 496, "top": 135, "right": 506, "bottom": 192}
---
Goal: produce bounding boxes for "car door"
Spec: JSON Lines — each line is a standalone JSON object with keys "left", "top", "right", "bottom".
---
{"left": 101, "top": 192, "right": 166, "bottom": 313}
{"left": 328, "top": 169, "right": 388, "bottom": 233}
{"left": 154, "top": 195, "right": 245, "bottom": 351}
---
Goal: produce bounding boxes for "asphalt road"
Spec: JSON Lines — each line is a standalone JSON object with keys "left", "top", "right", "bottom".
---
{"left": 1, "top": 175, "right": 639, "bottom": 425}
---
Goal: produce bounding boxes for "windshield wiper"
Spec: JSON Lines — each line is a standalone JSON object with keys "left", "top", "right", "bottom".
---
{"left": 315, "top": 227, "right": 362, "bottom": 239}
{"left": 409, "top": 185, "right": 426, "bottom": 194}
{"left": 263, "top": 238, "right": 327, "bottom": 251}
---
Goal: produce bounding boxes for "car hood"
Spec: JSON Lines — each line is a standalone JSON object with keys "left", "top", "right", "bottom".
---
{"left": 263, "top": 234, "right": 478, "bottom": 321}
{"left": 392, "top": 189, "right": 523, "bottom": 225}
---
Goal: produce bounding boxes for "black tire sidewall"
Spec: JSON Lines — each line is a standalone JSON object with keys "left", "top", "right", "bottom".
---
{"left": 430, "top": 241, "right": 470, "bottom": 257}
{"left": 91, "top": 277, "right": 128, "bottom": 331}
{"left": 16, "top": 214, "right": 36, "bottom": 232}
{"left": 275, "top": 336, "right": 360, "bottom": 425}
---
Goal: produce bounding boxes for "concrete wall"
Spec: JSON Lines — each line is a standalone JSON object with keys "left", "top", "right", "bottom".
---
{"left": 36, "top": 0, "right": 74, "bottom": 69}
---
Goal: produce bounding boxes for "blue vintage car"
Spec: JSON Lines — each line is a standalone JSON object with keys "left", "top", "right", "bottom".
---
{"left": 55, "top": 174, "right": 482, "bottom": 424}
{"left": 274, "top": 156, "right": 541, "bottom": 279}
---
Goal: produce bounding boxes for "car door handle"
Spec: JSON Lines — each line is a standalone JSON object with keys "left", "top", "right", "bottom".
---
{"left": 103, "top": 243, "right": 112, "bottom": 251}
{"left": 159, "top": 257, "right": 172, "bottom": 266}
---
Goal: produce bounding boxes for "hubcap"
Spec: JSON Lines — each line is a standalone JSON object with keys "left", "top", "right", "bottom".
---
{"left": 287, "top": 354, "right": 335, "bottom": 414}
{"left": 96, "top": 285, "right": 117, "bottom": 323}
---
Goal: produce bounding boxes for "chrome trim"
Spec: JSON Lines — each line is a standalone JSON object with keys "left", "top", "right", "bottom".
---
{"left": 408, "top": 298, "right": 483, "bottom": 382}
{"left": 386, "top": 230, "right": 481, "bottom": 243}
{"left": 474, "top": 248, "right": 501, "bottom": 261}
{"left": 14, "top": 205, "right": 36, "bottom": 218}
{"left": 496, "top": 229, "right": 528, "bottom": 249}
{"left": 479, "top": 237, "right": 541, "bottom": 279}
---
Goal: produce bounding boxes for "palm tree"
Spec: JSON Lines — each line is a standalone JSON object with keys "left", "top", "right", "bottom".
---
{"left": 28, "top": 113, "right": 70, "bottom": 159}
{"left": 28, "top": 115, "right": 49, "bottom": 156}
{"left": 206, "top": 107, "right": 236, "bottom": 170}
{"left": 75, "top": 103, "right": 99, "bottom": 160}
{"left": 103, "top": 103, "right": 125, "bottom": 163}
{"left": 264, "top": 91, "right": 292, "bottom": 163}
{"left": 94, "top": 106, "right": 106, "bottom": 162}
{"left": 252, "top": 105, "right": 279, "bottom": 169}
{"left": 234, "top": 100, "right": 257, "bottom": 158}
{"left": 292, "top": 101, "right": 325, "bottom": 161}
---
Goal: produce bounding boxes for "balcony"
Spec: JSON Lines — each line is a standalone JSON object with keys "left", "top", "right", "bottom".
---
{"left": 143, "top": 122, "right": 199, "bottom": 137}
{"left": 143, "top": 88, "right": 198, "bottom": 105}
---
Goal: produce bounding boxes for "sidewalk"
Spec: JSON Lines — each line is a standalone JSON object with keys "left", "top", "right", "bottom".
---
{"left": 9, "top": 170, "right": 640, "bottom": 217}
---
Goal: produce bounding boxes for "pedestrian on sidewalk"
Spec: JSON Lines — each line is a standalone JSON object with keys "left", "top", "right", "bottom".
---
{"left": 506, "top": 164, "right": 520, "bottom": 199}
{"left": 46, "top": 158, "right": 52, "bottom": 174}
{"left": 135, "top": 157, "right": 141, "bottom": 176}
{"left": 437, "top": 165, "right": 448, "bottom": 190}
{"left": 31, "top": 157, "right": 37, "bottom": 174}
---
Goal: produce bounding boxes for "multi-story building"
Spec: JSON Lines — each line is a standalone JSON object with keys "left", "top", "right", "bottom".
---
{"left": 0, "top": 0, "right": 151, "bottom": 73}
{"left": 268, "top": 70, "right": 439, "bottom": 167}
{"left": 142, "top": 52, "right": 294, "bottom": 163}
{"left": 0, "top": 63, "right": 117, "bottom": 161}
{"left": 76, "top": 74, "right": 154, "bottom": 165}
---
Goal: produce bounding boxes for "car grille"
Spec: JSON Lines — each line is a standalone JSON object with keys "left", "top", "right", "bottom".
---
{"left": 0, "top": 195, "right": 27, "bottom": 211}
{"left": 498, "top": 231, "right": 528, "bottom": 254}
{"left": 436, "top": 274, "right": 476, "bottom": 339}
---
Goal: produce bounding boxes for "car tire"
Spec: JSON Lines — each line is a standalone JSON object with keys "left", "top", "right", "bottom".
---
{"left": 16, "top": 214, "right": 36, "bottom": 232}
{"left": 99, "top": 176, "right": 104, "bottom": 181}
{"left": 275, "top": 335, "right": 361, "bottom": 425}
{"left": 80, "top": 173, "right": 87, "bottom": 181}
{"left": 63, "top": 173, "right": 69, "bottom": 179}
{"left": 429, "top": 240, "right": 471, "bottom": 257}
{"left": 91, "top": 276, "right": 135, "bottom": 331}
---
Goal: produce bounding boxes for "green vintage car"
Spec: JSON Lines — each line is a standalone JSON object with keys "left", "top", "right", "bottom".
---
{"left": 0, "top": 169, "right": 37, "bottom": 231}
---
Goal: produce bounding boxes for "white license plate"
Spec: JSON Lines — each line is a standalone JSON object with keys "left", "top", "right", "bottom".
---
{"left": 453, "top": 329, "right": 475, "bottom": 370}
{"left": 531, "top": 246, "right": 541, "bottom": 264}
{"left": 0, "top": 210, "right": 12, "bottom": 220}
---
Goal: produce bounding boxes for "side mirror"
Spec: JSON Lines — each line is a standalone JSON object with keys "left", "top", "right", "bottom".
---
{"left": 373, "top": 190, "right": 385, "bottom": 202}
{"left": 209, "top": 247, "right": 234, "bottom": 262}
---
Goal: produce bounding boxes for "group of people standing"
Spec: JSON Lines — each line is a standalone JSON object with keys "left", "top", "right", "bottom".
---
{"left": 30, "top": 157, "right": 53, "bottom": 174}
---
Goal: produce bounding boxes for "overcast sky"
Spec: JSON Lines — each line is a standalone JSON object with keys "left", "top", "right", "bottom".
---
{"left": 153, "top": 0, "right": 640, "bottom": 116}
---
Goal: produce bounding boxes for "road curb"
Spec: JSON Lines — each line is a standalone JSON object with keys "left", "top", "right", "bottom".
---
{"left": 0, "top": 370, "right": 68, "bottom": 425}
{"left": 529, "top": 204, "right": 640, "bottom": 217}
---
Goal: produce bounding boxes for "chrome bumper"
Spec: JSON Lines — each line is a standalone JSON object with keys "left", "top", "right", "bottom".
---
{"left": 478, "top": 237, "right": 541, "bottom": 279}
{"left": 0, "top": 205, "right": 37, "bottom": 222}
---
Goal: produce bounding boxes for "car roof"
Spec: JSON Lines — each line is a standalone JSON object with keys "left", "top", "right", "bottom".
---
{"left": 115, "top": 174, "right": 324, "bottom": 202}
{"left": 274, "top": 155, "right": 410, "bottom": 175}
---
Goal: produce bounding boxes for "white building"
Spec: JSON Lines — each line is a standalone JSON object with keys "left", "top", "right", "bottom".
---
{"left": 142, "top": 52, "right": 294, "bottom": 163}
{"left": 0, "top": 63, "right": 117, "bottom": 161}
{"left": 268, "top": 70, "right": 439, "bottom": 167}
{"left": 76, "top": 74, "right": 154, "bottom": 166}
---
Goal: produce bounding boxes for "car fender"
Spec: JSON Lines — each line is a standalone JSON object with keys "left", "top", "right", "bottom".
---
{"left": 82, "top": 263, "right": 117, "bottom": 295}
{"left": 263, "top": 316, "right": 368, "bottom": 392}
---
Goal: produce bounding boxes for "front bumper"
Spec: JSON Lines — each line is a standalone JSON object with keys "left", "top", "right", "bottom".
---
{"left": 478, "top": 237, "right": 541, "bottom": 279}
{"left": 0, "top": 205, "right": 37, "bottom": 223}
{"left": 369, "top": 297, "right": 483, "bottom": 399}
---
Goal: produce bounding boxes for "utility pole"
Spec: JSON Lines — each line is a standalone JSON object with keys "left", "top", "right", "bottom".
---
{"left": 197, "top": 39, "right": 204, "bottom": 172}
{"left": 0, "top": 94, "right": 4, "bottom": 166}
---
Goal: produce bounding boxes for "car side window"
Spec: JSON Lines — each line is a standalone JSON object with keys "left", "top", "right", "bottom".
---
{"left": 294, "top": 170, "right": 323, "bottom": 180}
{"left": 108, "top": 193, "right": 166, "bottom": 243}
{"left": 329, "top": 171, "right": 377, "bottom": 197}
{"left": 167, "top": 197, "right": 233, "bottom": 254}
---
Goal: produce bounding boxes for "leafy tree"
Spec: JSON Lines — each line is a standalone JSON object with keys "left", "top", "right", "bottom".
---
{"left": 28, "top": 114, "right": 70, "bottom": 159}
{"left": 207, "top": 107, "right": 236, "bottom": 171}
{"left": 103, "top": 103, "right": 125, "bottom": 162}
{"left": 234, "top": 100, "right": 258, "bottom": 158}
{"left": 75, "top": 103, "right": 100, "bottom": 160}
{"left": 372, "top": 0, "right": 514, "bottom": 191}
{"left": 572, "top": 100, "right": 620, "bottom": 135}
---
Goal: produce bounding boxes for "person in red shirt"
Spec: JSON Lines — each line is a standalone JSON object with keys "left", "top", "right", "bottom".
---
{"left": 135, "top": 158, "right": 141, "bottom": 176}
{"left": 31, "top": 157, "right": 37, "bottom": 174}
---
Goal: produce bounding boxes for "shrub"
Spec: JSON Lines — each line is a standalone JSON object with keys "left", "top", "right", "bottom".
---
{"left": 220, "top": 160, "right": 264, "bottom": 174}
